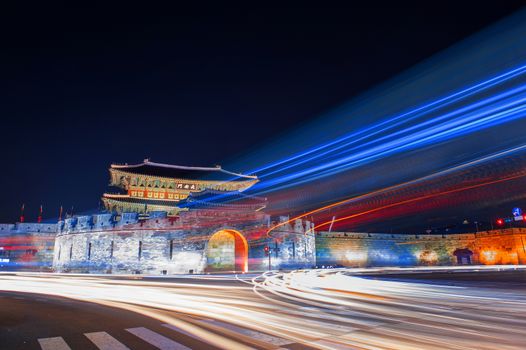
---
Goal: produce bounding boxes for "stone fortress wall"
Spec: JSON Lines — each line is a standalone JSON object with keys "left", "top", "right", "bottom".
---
{"left": 2, "top": 216, "right": 525, "bottom": 273}
{"left": 0, "top": 222, "right": 57, "bottom": 271}
{"left": 53, "top": 210, "right": 316, "bottom": 274}
{"left": 316, "top": 228, "right": 526, "bottom": 267}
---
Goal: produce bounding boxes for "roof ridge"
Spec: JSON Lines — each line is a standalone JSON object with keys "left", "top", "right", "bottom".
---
{"left": 111, "top": 160, "right": 257, "bottom": 180}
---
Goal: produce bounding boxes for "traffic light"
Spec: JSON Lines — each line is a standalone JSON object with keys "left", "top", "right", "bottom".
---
{"left": 496, "top": 218, "right": 504, "bottom": 226}
{"left": 264, "top": 246, "right": 270, "bottom": 256}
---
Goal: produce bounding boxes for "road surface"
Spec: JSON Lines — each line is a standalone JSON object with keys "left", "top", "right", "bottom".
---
{"left": 1, "top": 266, "right": 525, "bottom": 349}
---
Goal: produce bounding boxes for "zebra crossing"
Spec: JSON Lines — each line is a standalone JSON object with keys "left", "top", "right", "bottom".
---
{"left": 85, "top": 332, "right": 131, "bottom": 350}
{"left": 37, "top": 325, "right": 203, "bottom": 350}
{"left": 36, "top": 321, "right": 296, "bottom": 350}
{"left": 126, "top": 327, "right": 190, "bottom": 350}
{"left": 38, "top": 337, "right": 72, "bottom": 350}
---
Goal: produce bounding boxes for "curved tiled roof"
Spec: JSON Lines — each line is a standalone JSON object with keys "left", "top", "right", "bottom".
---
{"left": 180, "top": 189, "right": 267, "bottom": 210}
{"left": 187, "top": 189, "right": 266, "bottom": 204}
{"left": 103, "top": 190, "right": 266, "bottom": 211}
{"left": 111, "top": 160, "right": 257, "bottom": 182}
{"left": 102, "top": 194, "right": 178, "bottom": 205}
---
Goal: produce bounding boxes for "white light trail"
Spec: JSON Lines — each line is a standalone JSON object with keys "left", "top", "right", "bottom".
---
{"left": 1, "top": 267, "right": 526, "bottom": 349}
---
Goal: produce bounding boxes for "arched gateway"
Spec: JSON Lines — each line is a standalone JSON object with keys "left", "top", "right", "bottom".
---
{"left": 205, "top": 229, "right": 248, "bottom": 273}
{"left": 453, "top": 248, "right": 473, "bottom": 265}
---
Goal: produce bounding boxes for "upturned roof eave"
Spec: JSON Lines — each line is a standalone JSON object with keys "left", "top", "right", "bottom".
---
{"left": 110, "top": 160, "right": 257, "bottom": 180}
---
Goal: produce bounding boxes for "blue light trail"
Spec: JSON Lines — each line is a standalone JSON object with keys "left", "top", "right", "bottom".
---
{"left": 198, "top": 11, "right": 526, "bottom": 224}
{"left": 248, "top": 63, "right": 526, "bottom": 176}
{"left": 250, "top": 85, "right": 526, "bottom": 194}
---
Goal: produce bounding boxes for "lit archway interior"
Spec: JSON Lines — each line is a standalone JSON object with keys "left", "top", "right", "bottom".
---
{"left": 206, "top": 229, "right": 248, "bottom": 273}
{"left": 453, "top": 248, "right": 474, "bottom": 265}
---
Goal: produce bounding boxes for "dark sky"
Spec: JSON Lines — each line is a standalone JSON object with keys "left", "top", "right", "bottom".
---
{"left": 1, "top": 2, "right": 524, "bottom": 222}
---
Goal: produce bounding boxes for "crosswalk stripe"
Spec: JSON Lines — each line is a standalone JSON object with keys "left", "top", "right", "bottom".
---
{"left": 126, "top": 327, "right": 191, "bottom": 350}
{"left": 162, "top": 323, "right": 218, "bottom": 348}
{"left": 198, "top": 319, "right": 294, "bottom": 346}
{"left": 85, "top": 331, "right": 130, "bottom": 350}
{"left": 38, "top": 337, "right": 72, "bottom": 350}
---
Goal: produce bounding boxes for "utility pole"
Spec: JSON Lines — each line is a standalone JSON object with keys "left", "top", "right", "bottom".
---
{"left": 328, "top": 216, "right": 336, "bottom": 233}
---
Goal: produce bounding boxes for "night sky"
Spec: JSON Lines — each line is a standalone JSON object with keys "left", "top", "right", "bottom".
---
{"left": 1, "top": 2, "right": 524, "bottom": 223}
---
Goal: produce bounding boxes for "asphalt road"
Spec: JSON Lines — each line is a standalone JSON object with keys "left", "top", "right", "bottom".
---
{"left": 1, "top": 266, "right": 525, "bottom": 349}
{"left": 0, "top": 291, "right": 221, "bottom": 350}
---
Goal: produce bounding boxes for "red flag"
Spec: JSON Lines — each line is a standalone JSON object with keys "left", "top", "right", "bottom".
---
{"left": 20, "top": 203, "right": 25, "bottom": 223}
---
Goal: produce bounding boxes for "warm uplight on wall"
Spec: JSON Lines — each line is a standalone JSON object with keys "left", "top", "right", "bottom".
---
{"left": 482, "top": 250, "right": 497, "bottom": 263}
{"left": 345, "top": 250, "right": 367, "bottom": 263}
{"left": 419, "top": 250, "right": 438, "bottom": 263}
